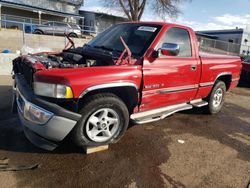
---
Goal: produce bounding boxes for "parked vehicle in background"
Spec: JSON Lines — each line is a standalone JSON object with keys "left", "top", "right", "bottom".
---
{"left": 12, "top": 22, "right": 241, "bottom": 151}
{"left": 241, "top": 56, "right": 250, "bottom": 81}
{"left": 33, "top": 22, "right": 82, "bottom": 38}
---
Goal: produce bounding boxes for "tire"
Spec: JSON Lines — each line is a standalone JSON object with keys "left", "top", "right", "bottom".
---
{"left": 72, "top": 93, "right": 129, "bottom": 148}
{"left": 69, "top": 33, "right": 78, "bottom": 38}
{"left": 34, "top": 30, "right": 43, "bottom": 35}
{"left": 204, "top": 81, "right": 227, "bottom": 114}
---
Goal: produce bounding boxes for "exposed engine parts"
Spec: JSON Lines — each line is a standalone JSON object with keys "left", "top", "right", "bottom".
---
{"left": 28, "top": 53, "right": 98, "bottom": 69}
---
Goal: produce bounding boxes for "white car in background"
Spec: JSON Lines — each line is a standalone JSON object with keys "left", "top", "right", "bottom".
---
{"left": 33, "top": 22, "right": 82, "bottom": 38}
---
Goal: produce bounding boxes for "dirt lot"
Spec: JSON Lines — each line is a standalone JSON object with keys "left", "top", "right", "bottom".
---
{"left": 0, "top": 75, "right": 249, "bottom": 188}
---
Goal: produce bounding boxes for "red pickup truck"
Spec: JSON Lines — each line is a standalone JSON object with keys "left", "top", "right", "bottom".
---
{"left": 12, "top": 22, "right": 241, "bottom": 151}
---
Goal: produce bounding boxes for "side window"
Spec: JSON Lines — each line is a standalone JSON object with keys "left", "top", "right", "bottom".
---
{"left": 44, "top": 22, "right": 52, "bottom": 26}
{"left": 55, "top": 22, "right": 67, "bottom": 27}
{"left": 158, "top": 27, "right": 192, "bottom": 57}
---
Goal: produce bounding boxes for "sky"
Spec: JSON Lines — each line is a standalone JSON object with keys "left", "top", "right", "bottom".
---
{"left": 81, "top": 0, "right": 250, "bottom": 31}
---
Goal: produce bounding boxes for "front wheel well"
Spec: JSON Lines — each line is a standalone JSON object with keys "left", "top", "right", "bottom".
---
{"left": 77, "top": 87, "right": 138, "bottom": 114}
{"left": 216, "top": 74, "right": 232, "bottom": 90}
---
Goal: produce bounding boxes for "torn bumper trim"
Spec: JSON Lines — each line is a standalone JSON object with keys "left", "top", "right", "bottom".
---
{"left": 22, "top": 126, "right": 58, "bottom": 151}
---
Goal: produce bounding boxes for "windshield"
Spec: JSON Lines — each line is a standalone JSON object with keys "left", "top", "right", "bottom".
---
{"left": 87, "top": 23, "right": 162, "bottom": 57}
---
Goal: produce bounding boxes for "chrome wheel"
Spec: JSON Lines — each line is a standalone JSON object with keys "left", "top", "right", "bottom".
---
{"left": 212, "top": 88, "right": 223, "bottom": 108}
{"left": 86, "top": 108, "right": 120, "bottom": 142}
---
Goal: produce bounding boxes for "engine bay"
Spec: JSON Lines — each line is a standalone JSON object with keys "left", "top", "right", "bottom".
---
{"left": 31, "top": 47, "right": 116, "bottom": 69}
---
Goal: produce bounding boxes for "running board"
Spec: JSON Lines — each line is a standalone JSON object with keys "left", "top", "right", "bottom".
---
{"left": 131, "top": 99, "right": 209, "bottom": 125}
{"left": 189, "top": 99, "right": 208, "bottom": 107}
{"left": 131, "top": 103, "right": 193, "bottom": 124}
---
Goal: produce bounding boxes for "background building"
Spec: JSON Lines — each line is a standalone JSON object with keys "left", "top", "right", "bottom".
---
{"left": 79, "top": 10, "right": 128, "bottom": 33}
{"left": 197, "top": 28, "right": 250, "bottom": 55}
{"left": 0, "top": 0, "right": 84, "bottom": 27}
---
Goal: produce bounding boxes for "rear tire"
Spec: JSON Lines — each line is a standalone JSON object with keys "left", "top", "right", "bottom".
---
{"left": 204, "top": 81, "right": 226, "bottom": 114}
{"left": 72, "top": 93, "right": 129, "bottom": 148}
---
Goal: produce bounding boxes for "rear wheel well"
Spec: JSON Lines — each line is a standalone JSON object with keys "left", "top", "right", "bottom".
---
{"left": 34, "top": 29, "right": 44, "bottom": 34}
{"left": 216, "top": 74, "right": 232, "bottom": 90}
{"left": 69, "top": 32, "right": 78, "bottom": 38}
{"left": 77, "top": 87, "right": 138, "bottom": 114}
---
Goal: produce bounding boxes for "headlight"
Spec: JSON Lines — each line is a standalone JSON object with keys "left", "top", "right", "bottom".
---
{"left": 34, "top": 82, "right": 73, "bottom": 98}
{"left": 24, "top": 102, "right": 53, "bottom": 125}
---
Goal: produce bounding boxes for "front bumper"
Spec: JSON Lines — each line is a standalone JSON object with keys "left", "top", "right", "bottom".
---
{"left": 14, "top": 75, "right": 82, "bottom": 151}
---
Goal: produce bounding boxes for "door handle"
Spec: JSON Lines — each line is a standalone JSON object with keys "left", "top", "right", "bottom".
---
{"left": 190, "top": 65, "right": 197, "bottom": 71}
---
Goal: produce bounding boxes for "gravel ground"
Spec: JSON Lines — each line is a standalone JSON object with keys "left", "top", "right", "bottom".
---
{"left": 0, "top": 75, "right": 249, "bottom": 188}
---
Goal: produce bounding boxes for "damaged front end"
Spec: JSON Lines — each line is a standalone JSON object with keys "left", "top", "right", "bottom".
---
{"left": 13, "top": 35, "right": 135, "bottom": 87}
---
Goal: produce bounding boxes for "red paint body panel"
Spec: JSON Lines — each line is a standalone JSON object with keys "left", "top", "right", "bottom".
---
{"left": 34, "top": 65, "right": 142, "bottom": 98}
{"left": 30, "top": 22, "right": 241, "bottom": 113}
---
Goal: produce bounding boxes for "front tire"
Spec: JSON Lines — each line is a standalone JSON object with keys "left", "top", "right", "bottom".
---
{"left": 204, "top": 81, "right": 226, "bottom": 114}
{"left": 72, "top": 93, "right": 129, "bottom": 148}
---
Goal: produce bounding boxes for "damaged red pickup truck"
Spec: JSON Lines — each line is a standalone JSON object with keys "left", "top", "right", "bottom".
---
{"left": 12, "top": 22, "right": 241, "bottom": 151}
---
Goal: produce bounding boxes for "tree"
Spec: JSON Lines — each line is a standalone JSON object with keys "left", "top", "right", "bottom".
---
{"left": 102, "top": 0, "right": 189, "bottom": 21}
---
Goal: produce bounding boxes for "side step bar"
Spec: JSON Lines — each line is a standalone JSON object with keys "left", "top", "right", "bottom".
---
{"left": 131, "top": 103, "right": 193, "bottom": 124}
{"left": 131, "top": 99, "right": 208, "bottom": 124}
{"left": 190, "top": 99, "right": 208, "bottom": 107}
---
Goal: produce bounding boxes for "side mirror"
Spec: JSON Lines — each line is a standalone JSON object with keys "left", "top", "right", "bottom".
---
{"left": 160, "top": 43, "right": 180, "bottom": 56}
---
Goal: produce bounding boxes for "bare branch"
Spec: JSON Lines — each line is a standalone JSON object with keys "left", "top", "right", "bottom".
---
{"left": 101, "top": 0, "right": 190, "bottom": 21}
{"left": 119, "top": 0, "right": 132, "bottom": 20}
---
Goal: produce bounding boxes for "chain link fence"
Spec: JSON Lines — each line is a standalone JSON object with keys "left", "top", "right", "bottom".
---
{"left": 0, "top": 19, "right": 92, "bottom": 52}
{"left": 197, "top": 36, "right": 243, "bottom": 56}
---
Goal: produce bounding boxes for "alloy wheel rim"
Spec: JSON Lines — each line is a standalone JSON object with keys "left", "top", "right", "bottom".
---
{"left": 86, "top": 108, "right": 120, "bottom": 142}
{"left": 213, "top": 88, "right": 223, "bottom": 108}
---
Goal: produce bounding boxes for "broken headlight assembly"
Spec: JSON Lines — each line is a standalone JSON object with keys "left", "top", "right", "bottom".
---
{"left": 34, "top": 82, "right": 73, "bottom": 99}
{"left": 23, "top": 102, "right": 53, "bottom": 125}
{"left": 16, "top": 89, "right": 53, "bottom": 125}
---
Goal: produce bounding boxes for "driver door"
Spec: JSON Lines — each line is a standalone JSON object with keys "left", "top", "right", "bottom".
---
{"left": 140, "top": 27, "right": 200, "bottom": 111}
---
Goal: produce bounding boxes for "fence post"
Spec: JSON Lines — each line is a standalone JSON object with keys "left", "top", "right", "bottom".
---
{"left": 4, "top": 14, "right": 6, "bottom": 28}
{"left": 22, "top": 23, "right": 25, "bottom": 46}
{"left": 53, "top": 21, "right": 55, "bottom": 36}
{"left": 64, "top": 27, "right": 67, "bottom": 46}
